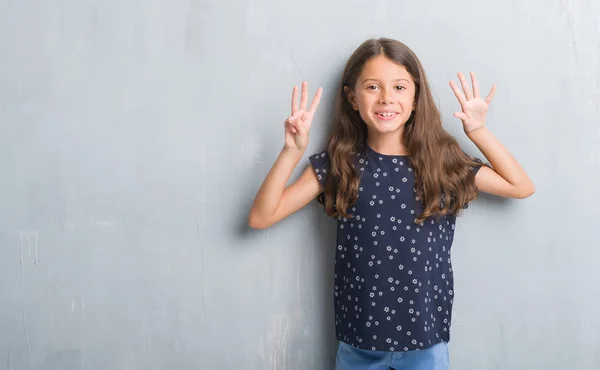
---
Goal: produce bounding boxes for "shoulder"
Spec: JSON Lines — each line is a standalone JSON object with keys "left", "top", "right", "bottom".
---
{"left": 309, "top": 150, "right": 329, "bottom": 162}
{"left": 308, "top": 150, "right": 330, "bottom": 186}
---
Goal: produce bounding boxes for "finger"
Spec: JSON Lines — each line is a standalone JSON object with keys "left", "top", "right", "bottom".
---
{"left": 453, "top": 112, "right": 469, "bottom": 121}
{"left": 449, "top": 81, "right": 467, "bottom": 107}
{"left": 287, "top": 110, "right": 300, "bottom": 124}
{"left": 287, "top": 113, "right": 300, "bottom": 127}
{"left": 300, "top": 81, "right": 308, "bottom": 111}
{"left": 292, "top": 119, "right": 304, "bottom": 135}
{"left": 308, "top": 87, "right": 323, "bottom": 114}
{"left": 293, "top": 120, "right": 304, "bottom": 136}
{"left": 291, "top": 86, "right": 299, "bottom": 115}
{"left": 286, "top": 122, "right": 298, "bottom": 134}
{"left": 285, "top": 121, "right": 297, "bottom": 134}
{"left": 485, "top": 84, "right": 497, "bottom": 105}
{"left": 458, "top": 72, "right": 473, "bottom": 100}
{"left": 470, "top": 72, "right": 480, "bottom": 98}
{"left": 292, "top": 109, "right": 305, "bottom": 122}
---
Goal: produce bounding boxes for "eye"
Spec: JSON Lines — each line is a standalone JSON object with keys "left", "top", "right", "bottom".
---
{"left": 367, "top": 85, "right": 380, "bottom": 90}
{"left": 395, "top": 86, "right": 406, "bottom": 91}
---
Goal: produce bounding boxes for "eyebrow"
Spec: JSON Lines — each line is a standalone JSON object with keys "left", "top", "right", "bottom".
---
{"left": 362, "top": 78, "right": 411, "bottom": 84}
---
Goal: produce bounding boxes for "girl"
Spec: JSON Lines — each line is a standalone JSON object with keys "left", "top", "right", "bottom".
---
{"left": 248, "top": 38, "right": 534, "bottom": 370}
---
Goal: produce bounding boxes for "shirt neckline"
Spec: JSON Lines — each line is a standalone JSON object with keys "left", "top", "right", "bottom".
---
{"left": 365, "top": 145, "right": 409, "bottom": 159}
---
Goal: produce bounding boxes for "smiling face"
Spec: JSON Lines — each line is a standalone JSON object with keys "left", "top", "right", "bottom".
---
{"left": 346, "top": 54, "right": 416, "bottom": 136}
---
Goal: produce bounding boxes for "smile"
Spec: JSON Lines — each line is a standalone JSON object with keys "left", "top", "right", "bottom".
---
{"left": 375, "top": 112, "right": 398, "bottom": 121}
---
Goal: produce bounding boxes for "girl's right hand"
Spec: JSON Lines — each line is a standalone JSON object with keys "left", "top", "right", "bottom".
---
{"left": 284, "top": 81, "right": 323, "bottom": 152}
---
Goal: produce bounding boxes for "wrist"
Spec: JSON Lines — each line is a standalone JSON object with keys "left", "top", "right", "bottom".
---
{"left": 466, "top": 125, "right": 489, "bottom": 139}
{"left": 281, "top": 145, "right": 306, "bottom": 160}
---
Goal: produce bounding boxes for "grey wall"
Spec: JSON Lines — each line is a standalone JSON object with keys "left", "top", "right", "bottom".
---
{"left": 1, "top": 0, "right": 599, "bottom": 369}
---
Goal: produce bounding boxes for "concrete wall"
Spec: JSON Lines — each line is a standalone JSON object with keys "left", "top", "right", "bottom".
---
{"left": 1, "top": 0, "right": 599, "bottom": 369}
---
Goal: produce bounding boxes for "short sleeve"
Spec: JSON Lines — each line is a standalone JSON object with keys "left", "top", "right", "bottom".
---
{"left": 471, "top": 158, "right": 484, "bottom": 175}
{"left": 464, "top": 156, "right": 484, "bottom": 209}
{"left": 309, "top": 151, "right": 330, "bottom": 188}
{"left": 463, "top": 150, "right": 484, "bottom": 175}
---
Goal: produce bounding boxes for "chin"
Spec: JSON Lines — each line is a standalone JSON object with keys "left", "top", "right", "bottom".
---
{"left": 368, "top": 120, "right": 405, "bottom": 133}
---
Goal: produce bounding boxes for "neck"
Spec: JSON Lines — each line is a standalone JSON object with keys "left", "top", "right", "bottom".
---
{"left": 366, "top": 129, "right": 407, "bottom": 156}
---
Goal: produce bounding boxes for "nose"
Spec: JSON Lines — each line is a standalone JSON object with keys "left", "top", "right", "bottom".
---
{"left": 379, "top": 88, "right": 393, "bottom": 104}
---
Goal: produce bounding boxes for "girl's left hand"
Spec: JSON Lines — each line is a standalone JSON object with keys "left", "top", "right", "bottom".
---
{"left": 449, "top": 72, "right": 496, "bottom": 134}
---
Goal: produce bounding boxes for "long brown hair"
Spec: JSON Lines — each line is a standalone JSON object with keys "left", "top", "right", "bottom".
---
{"left": 320, "top": 38, "right": 481, "bottom": 223}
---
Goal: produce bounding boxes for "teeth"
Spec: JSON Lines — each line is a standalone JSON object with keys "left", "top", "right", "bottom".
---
{"left": 379, "top": 112, "right": 395, "bottom": 117}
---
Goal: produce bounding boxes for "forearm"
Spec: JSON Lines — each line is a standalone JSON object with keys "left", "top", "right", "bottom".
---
{"left": 249, "top": 147, "right": 305, "bottom": 220}
{"left": 467, "top": 127, "right": 533, "bottom": 190}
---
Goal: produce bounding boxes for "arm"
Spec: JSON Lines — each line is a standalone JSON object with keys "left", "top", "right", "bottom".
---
{"left": 248, "top": 151, "right": 322, "bottom": 229}
{"left": 450, "top": 72, "right": 535, "bottom": 199}
{"left": 248, "top": 82, "right": 324, "bottom": 229}
{"left": 468, "top": 127, "right": 535, "bottom": 198}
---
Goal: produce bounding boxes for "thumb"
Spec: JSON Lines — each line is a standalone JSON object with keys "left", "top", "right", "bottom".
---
{"left": 294, "top": 119, "right": 308, "bottom": 137}
{"left": 453, "top": 112, "right": 469, "bottom": 121}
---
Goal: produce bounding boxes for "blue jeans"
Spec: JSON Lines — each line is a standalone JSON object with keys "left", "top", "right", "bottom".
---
{"left": 334, "top": 341, "right": 449, "bottom": 370}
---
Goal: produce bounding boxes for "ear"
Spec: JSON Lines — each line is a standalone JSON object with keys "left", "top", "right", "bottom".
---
{"left": 344, "top": 86, "right": 359, "bottom": 111}
{"left": 412, "top": 99, "right": 417, "bottom": 111}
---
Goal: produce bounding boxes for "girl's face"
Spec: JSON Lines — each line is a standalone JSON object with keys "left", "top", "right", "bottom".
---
{"left": 346, "top": 55, "right": 416, "bottom": 135}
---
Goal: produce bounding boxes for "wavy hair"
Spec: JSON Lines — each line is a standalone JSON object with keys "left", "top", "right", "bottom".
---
{"left": 319, "top": 38, "right": 480, "bottom": 223}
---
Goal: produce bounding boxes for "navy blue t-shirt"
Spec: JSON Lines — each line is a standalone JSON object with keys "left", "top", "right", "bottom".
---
{"left": 309, "top": 146, "right": 481, "bottom": 352}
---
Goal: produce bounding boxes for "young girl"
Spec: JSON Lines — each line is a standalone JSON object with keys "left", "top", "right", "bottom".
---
{"left": 248, "top": 38, "right": 534, "bottom": 370}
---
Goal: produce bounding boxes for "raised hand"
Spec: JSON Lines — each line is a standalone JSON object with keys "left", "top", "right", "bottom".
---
{"left": 449, "top": 72, "right": 496, "bottom": 134}
{"left": 284, "top": 81, "right": 323, "bottom": 151}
